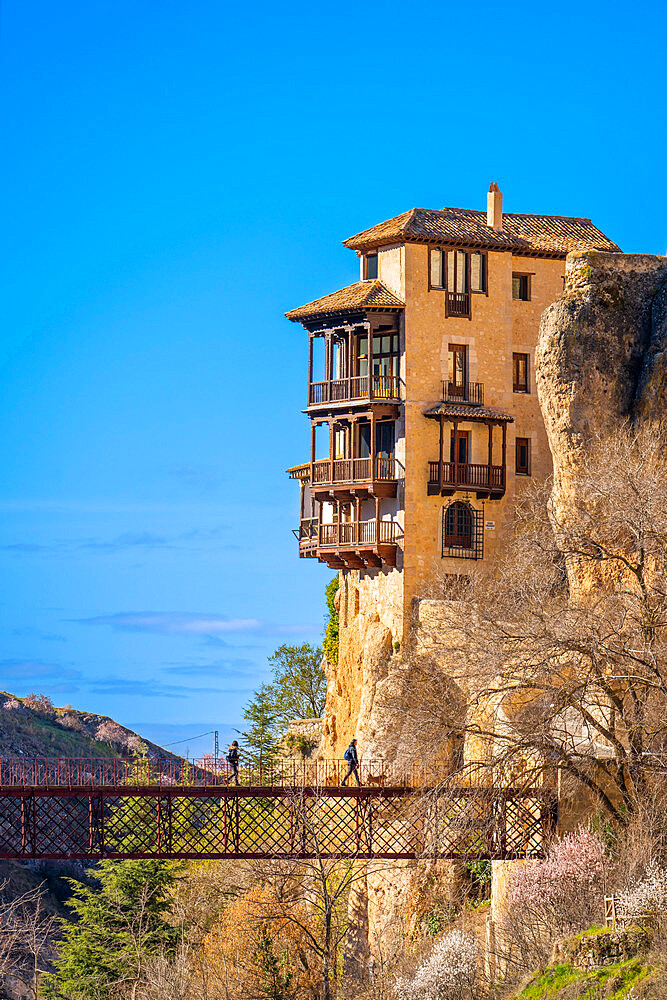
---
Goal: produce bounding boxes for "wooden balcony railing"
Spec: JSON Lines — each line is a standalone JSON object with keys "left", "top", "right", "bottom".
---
{"left": 311, "top": 456, "right": 397, "bottom": 486}
{"left": 294, "top": 518, "right": 318, "bottom": 548}
{"left": 428, "top": 461, "right": 505, "bottom": 491}
{"left": 308, "top": 374, "right": 401, "bottom": 406}
{"left": 441, "top": 381, "right": 484, "bottom": 406}
{"left": 318, "top": 519, "right": 400, "bottom": 548}
{"left": 446, "top": 292, "right": 471, "bottom": 318}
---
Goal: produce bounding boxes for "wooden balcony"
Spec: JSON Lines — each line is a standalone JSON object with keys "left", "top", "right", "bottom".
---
{"left": 310, "top": 456, "right": 398, "bottom": 499}
{"left": 441, "top": 381, "right": 484, "bottom": 406}
{"left": 308, "top": 374, "right": 401, "bottom": 408}
{"left": 427, "top": 461, "right": 506, "bottom": 499}
{"left": 295, "top": 518, "right": 400, "bottom": 569}
{"left": 293, "top": 517, "right": 319, "bottom": 558}
{"left": 446, "top": 292, "right": 471, "bottom": 318}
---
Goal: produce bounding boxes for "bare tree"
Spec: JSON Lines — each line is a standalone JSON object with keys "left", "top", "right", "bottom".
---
{"left": 0, "top": 882, "right": 58, "bottom": 998}
{"left": 242, "top": 789, "right": 399, "bottom": 1000}
{"left": 415, "top": 423, "right": 667, "bottom": 823}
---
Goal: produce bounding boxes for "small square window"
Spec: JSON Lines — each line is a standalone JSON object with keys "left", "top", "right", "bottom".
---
{"left": 513, "top": 353, "right": 530, "bottom": 393}
{"left": 365, "top": 254, "right": 378, "bottom": 280}
{"left": 512, "top": 274, "right": 531, "bottom": 300}
{"left": 516, "top": 437, "right": 531, "bottom": 476}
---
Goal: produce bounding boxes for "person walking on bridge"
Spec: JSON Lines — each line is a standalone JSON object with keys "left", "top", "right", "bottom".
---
{"left": 341, "top": 739, "right": 361, "bottom": 786}
{"left": 226, "top": 741, "right": 240, "bottom": 785}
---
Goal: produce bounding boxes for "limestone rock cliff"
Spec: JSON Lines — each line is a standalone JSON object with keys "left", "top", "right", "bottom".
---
{"left": 536, "top": 251, "right": 667, "bottom": 508}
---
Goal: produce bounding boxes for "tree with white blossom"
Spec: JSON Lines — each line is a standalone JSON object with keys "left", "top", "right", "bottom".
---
{"left": 393, "top": 930, "right": 478, "bottom": 1000}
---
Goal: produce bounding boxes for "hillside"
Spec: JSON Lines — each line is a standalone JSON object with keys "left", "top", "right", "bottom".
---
{"left": 0, "top": 691, "right": 180, "bottom": 763}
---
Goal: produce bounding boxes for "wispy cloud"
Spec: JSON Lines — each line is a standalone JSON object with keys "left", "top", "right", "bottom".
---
{"left": 79, "top": 531, "right": 171, "bottom": 552}
{"left": 75, "top": 611, "right": 319, "bottom": 640}
{"left": 0, "top": 659, "right": 81, "bottom": 682}
{"left": 10, "top": 627, "right": 68, "bottom": 643}
{"left": 166, "top": 464, "right": 223, "bottom": 494}
{"left": 0, "top": 543, "right": 51, "bottom": 553}
{"left": 160, "top": 657, "right": 258, "bottom": 677}
{"left": 88, "top": 677, "right": 250, "bottom": 699}
{"left": 76, "top": 612, "right": 264, "bottom": 636}
{"left": 0, "top": 527, "right": 237, "bottom": 556}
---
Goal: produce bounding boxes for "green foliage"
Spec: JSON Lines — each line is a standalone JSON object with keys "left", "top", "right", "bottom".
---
{"left": 40, "top": 860, "right": 180, "bottom": 1000}
{"left": 323, "top": 576, "right": 339, "bottom": 666}
{"left": 241, "top": 643, "right": 325, "bottom": 764}
{"left": 241, "top": 683, "right": 281, "bottom": 767}
{"left": 509, "top": 956, "right": 655, "bottom": 999}
{"left": 285, "top": 733, "right": 317, "bottom": 758}
{"left": 254, "top": 923, "right": 293, "bottom": 1000}
{"left": 268, "top": 643, "right": 326, "bottom": 723}
{"left": 423, "top": 906, "right": 452, "bottom": 937}
{"left": 463, "top": 858, "right": 492, "bottom": 900}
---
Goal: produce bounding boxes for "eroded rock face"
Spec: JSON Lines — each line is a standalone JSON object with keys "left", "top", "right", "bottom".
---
{"left": 537, "top": 251, "right": 667, "bottom": 498}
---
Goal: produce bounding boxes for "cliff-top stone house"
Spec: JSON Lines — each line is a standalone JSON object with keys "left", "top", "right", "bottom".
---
{"left": 287, "top": 186, "right": 620, "bottom": 660}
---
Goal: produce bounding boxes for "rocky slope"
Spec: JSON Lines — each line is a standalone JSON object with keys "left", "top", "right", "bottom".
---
{"left": 0, "top": 691, "right": 180, "bottom": 762}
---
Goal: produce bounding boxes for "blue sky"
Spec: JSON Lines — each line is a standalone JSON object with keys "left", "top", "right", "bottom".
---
{"left": 1, "top": 0, "right": 665, "bottom": 753}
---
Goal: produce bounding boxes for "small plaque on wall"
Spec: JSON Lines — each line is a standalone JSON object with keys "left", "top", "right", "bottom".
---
{"left": 485, "top": 521, "right": 496, "bottom": 530}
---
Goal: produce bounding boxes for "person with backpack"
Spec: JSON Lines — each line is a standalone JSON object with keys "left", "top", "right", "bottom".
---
{"left": 226, "top": 740, "right": 240, "bottom": 785}
{"left": 341, "top": 738, "right": 361, "bottom": 786}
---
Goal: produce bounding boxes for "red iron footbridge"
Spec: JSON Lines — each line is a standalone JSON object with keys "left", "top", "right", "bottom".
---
{"left": 0, "top": 758, "right": 557, "bottom": 862}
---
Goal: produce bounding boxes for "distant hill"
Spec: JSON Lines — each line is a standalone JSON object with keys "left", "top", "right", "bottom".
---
{"left": 0, "top": 691, "right": 181, "bottom": 763}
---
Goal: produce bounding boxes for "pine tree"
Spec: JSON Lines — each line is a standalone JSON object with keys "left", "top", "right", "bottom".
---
{"left": 40, "top": 859, "right": 179, "bottom": 999}
{"left": 241, "top": 682, "right": 281, "bottom": 768}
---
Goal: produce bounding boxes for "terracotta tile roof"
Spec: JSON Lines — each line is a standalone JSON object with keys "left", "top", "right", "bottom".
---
{"left": 286, "top": 280, "right": 404, "bottom": 323}
{"left": 424, "top": 402, "right": 515, "bottom": 423}
{"left": 344, "top": 207, "right": 620, "bottom": 257}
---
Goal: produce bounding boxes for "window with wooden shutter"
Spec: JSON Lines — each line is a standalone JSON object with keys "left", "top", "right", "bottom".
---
{"left": 515, "top": 437, "right": 531, "bottom": 476}
{"left": 513, "top": 353, "right": 530, "bottom": 393}
{"left": 430, "top": 249, "right": 444, "bottom": 288}
{"left": 470, "top": 252, "right": 486, "bottom": 293}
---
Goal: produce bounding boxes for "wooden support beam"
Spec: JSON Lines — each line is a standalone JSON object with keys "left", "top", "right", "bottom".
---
{"left": 307, "top": 332, "right": 313, "bottom": 405}
{"left": 452, "top": 419, "right": 459, "bottom": 490}
{"left": 487, "top": 421, "right": 493, "bottom": 490}
{"left": 368, "top": 325, "right": 374, "bottom": 401}
{"left": 310, "top": 422, "right": 316, "bottom": 488}
{"left": 438, "top": 414, "right": 444, "bottom": 495}
{"left": 501, "top": 421, "right": 507, "bottom": 491}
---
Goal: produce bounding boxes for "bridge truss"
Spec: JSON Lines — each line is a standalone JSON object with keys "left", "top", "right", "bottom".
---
{"left": 0, "top": 767, "right": 557, "bottom": 862}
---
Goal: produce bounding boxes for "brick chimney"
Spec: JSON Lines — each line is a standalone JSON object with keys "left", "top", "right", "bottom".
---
{"left": 487, "top": 182, "right": 503, "bottom": 231}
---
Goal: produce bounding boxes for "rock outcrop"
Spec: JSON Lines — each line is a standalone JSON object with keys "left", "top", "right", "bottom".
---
{"left": 536, "top": 250, "right": 667, "bottom": 506}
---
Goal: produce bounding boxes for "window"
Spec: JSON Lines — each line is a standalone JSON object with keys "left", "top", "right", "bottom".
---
{"left": 430, "top": 249, "right": 445, "bottom": 288}
{"left": 365, "top": 254, "right": 378, "bottom": 280}
{"left": 358, "top": 421, "right": 395, "bottom": 459}
{"left": 371, "top": 332, "right": 399, "bottom": 377}
{"left": 512, "top": 273, "right": 531, "bottom": 300}
{"left": 516, "top": 437, "right": 531, "bottom": 476}
{"left": 429, "top": 249, "right": 486, "bottom": 293}
{"left": 513, "top": 352, "right": 530, "bottom": 393}
{"left": 449, "top": 430, "right": 469, "bottom": 465}
{"left": 470, "top": 252, "right": 487, "bottom": 293}
{"left": 448, "top": 344, "right": 467, "bottom": 396}
{"left": 447, "top": 251, "right": 468, "bottom": 293}
{"left": 442, "top": 502, "right": 484, "bottom": 559}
